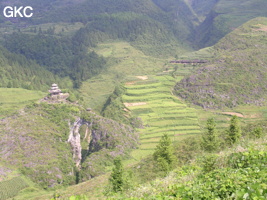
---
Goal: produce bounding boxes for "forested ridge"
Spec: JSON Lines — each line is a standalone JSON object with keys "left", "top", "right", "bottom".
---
{"left": 73, "top": 12, "right": 188, "bottom": 57}
{"left": 0, "top": 45, "right": 72, "bottom": 91}
{"left": 3, "top": 32, "right": 106, "bottom": 88}
{"left": 1, "top": 0, "right": 267, "bottom": 48}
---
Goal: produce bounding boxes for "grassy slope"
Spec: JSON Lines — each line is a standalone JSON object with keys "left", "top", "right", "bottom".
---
{"left": 4, "top": 34, "right": 267, "bottom": 199}
{"left": 0, "top": 88, "right": 46, "bottom": 118}
{"left": 176, "top": 17, "right": 267, "bottom": 109}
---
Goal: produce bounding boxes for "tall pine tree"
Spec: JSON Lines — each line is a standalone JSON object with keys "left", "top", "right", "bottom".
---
{"left": 153, "top": 134, "right": 176, "bottom": 174}
{"left": 109, "top": 158, "right": 124, "bottom": 193}
{"left": 227, "top": 115, "right": 241, "bottom": 144}
{"left": 201, "top": 118, "right": 219, "bottom": 152}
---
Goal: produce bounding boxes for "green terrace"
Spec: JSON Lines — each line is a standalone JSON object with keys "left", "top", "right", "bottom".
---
{"left": 123, "top": 74, "right": 201, "bottom": 158}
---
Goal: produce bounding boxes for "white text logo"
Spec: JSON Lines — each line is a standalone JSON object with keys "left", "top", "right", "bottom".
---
{"left": 3, "top": 6, "right": 33, "bottom": 18}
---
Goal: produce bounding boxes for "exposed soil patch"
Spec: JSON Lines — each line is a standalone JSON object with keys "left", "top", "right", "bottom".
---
{"left": 254, "top": 24, "right": 267, "bottom": 32}
{"left": 124, "top": 102, "right": 147, "bottom": 107}
{"left": 136, "top": 76, "right": 148, "bottom": 80}
{"left": 125, "top": 81, "right": 136, "bottom": 85}
{"left": 222, "top": 112, "right": 244, "bottom": 118}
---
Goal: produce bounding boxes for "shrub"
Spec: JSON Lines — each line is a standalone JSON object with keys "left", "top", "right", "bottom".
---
{"left": 251, "top": 127, "right": 263, "bottom": 138}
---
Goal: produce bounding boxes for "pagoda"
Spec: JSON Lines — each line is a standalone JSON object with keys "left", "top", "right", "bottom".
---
{"left": 49, "top": 83, "right": 62, "bottom": 96}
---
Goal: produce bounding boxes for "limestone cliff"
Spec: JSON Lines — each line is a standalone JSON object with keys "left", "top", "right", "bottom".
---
{"left": 68, "top": 118, "right": 84, "bottom": 168}
{"left": 68, "top": 112, "right": 139, "bottom": 175}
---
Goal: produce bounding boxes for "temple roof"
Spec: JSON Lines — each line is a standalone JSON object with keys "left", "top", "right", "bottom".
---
{"left": 49, "top": 83, "right": 62, "bottom": 94}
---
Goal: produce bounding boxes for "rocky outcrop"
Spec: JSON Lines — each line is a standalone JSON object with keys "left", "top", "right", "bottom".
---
{"left": 88, "top": 117, "right": 137, "bottom": 154}
{"left": 68, "top": 113, "right": 138, "bottom": 170}
{"left": 68, "top": 119, "right": 83, "bottom": 168}
{"left": 68, "top": 118, "right": 92, "bottom": 168}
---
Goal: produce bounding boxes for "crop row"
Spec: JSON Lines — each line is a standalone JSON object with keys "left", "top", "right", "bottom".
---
{"left": 123, "top": 75, "right": 201, "bottom": 151}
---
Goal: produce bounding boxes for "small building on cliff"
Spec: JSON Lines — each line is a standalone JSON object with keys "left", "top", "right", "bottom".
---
{"left": 49, "top": 83, "right": 62, "bottom": 95}
{"left": 47, "top": 83, "right": 69, "bottom": 101}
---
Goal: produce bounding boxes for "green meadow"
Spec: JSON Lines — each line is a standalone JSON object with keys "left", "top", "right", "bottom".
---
{"left": 0, "top": 88, "right": 45, "bottom": 118}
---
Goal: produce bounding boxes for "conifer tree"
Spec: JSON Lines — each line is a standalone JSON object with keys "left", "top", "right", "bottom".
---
{"left": 109, "top": 158, "right": 123, "bottom": 193}
{"left": 153, "top": 134, "right": 176, "bottom": 173}
{"left": 202, "top": 118, "right": 219, "bottom": 152}
{"left": 227, "top": 115, "right": 241, "bottom": 144}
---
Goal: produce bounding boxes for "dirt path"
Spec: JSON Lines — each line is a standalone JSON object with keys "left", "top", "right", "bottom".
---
{"left": 124, "top": 102, "right": 147, "bottom": 107}
{"left": 222, "top": 112, "right": 244, "bottom": 118}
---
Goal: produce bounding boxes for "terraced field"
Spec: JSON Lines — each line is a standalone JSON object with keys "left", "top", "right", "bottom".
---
{"left": 123, "top": 74, "right": 201, "bottom": 159}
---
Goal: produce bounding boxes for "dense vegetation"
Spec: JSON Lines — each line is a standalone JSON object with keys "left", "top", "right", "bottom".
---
{"left": 0, "top": 45, "right": 72, "bottom": 91}
{"left": 101, "top": 85, "right": 130, "bottom": 125}
{"left": 0, "top": 103, "right": 79, "bottom": 189}
{"left": 70, "top": 12, "right": 188, "bottom": 57}
{"left": 175, "top": 17, "right": 267, "bottom": 109}
{"left": 0, "top": 0, "right": 198, "bottom": 57}
{"left": 3, "top": 32, "right": 106, "bottom": 88}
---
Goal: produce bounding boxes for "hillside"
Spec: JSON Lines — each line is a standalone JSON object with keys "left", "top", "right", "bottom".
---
{"left": 0, "top": 0, "right": 200, "bottom": 57}
{"left": 187, "top": 0, "right": 219, "bottom": 21}
{"left": 0, "top": 45, "right": 72, "bottom": 91}
{"left": 110, "top": 119, "right": 267, "bottom": 199}
{"left": 175, "top": 17, "right": 267, "bottom": 109}
{"left": 1, "top": 0, "right": 266, "bottom": 52}
{"left": 195, "top": 0, "right": 267, "bottom": 47}
{"left": 0, "top": 101, "right": 138, "bottom": 199}
{"left": 3, "top": 31, "right": 107, "bottom": 88}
